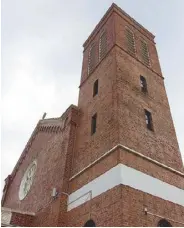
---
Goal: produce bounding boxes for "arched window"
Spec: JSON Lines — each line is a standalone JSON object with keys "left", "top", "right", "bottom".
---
{"left": 99, "top": 30, "right": 107, "bottom": 61}
{"left": 88, "top": 44, "right": 96, "bottom": 75}
{"left": 125, "top": 27, "right": 136, "bottom": 55}
{"left": 157, "top": 219, "right": 172, "bottom": 227}
{"left": 84, "top": 219, "right": 96, "bottom": 227}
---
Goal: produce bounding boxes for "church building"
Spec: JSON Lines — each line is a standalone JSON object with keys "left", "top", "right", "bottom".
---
{"left": 2, "top": 3, "right": 184, "bottom": 227}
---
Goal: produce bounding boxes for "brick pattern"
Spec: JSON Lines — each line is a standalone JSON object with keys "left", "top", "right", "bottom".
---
{"left": 99, "top": 30, "right": 107, "bottom": 61}
{"left": 121, "top": 186, "right": 184, "bottom": 227}
{"left": 73, "top": 49, "right": 119, "bottom": 175}
{"left": 69, "top": 149, "right": 119, "bottom": 193}
{"left": 10, "top": 212, "right": 34, "bottom": 227}
{"left": 2, "top": 106, "right": 79, "bottom": 225}
{"left": 67, "top": 185, "right": 123, "bottom": 227}
{"left": 68, "top": 185, "right": 184, "bottom": 227}
{"left": 2, "top": 3, "right": 184, "bottom": 227}
{"left": 75, "top": 4, "right": 183, "bottom": 179}
{"left": 115, "top": 45, "right": 183, "bottom": 171}
{"left": 140, "top": 39, "right": 150, "bottom": 66}
{"left": 80, "top": 12, "right": 115, "bottom": 85}
{"left": 114, "top": 9, "right": 162, "bottom": 76}
{"left": 125, "top": 27, "right": 136, "bottom": 56}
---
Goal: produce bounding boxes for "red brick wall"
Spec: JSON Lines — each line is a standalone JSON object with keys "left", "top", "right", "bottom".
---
{"left": 2, "top": 4, "right": 184, "bottom": 227}
{"left": 73, "top": 5, "right": 183, "bottom": 179}
{"left": 31, "top": 194, "right": 67, "bottom": 227}
{"left": 69, "top": 149, "right": 119, "bottom": 193}
{"left": 114, "top": 10, "right": 162, "bottom": 76}
{"left": 72, "top": 48, "right": 119, "bottom": 175}
{"left": 112, "top": 7, "right": 183, "bottom": 171}
{"left": 69, "top": 147, "right": 183, "bottom": 194}
{"left": 80, "top": 10, "right": 115, "bottom": 85}
{"left": 67, "top": 185, "right": 123, "bottom": 227}
{"left": 10, "top": 212, "right": 34, "bottom": 227}
{"left": 119, "top": 147, "right": 184, "bottom": 189}
{"left": 67, "top": 185, "right": 184, "bottom": 227}
{"left": 2, "top": 106, "right": 79, "bottom": 227}
{"left": 121, "top": 186, "right": 184, "bottom": 227}
{"left": 115, "top": 44, "right": 183, "bottom": 171}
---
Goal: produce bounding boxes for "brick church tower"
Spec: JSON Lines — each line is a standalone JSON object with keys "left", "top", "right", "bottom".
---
{"left": 2, "top": 3, "right": 184, "bottom": 227}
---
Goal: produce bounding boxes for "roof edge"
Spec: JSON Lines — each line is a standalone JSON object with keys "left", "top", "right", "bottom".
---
{"left": 5, "top": 104, "right": 79, "bottom": 183}
{"left": 83, "top": 3, "right": 155, "bottom": 49}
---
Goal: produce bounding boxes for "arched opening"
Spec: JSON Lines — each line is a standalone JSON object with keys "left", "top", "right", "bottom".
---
{"left": 157, "top": 219, "right": 172, "bottom": 227}
{"left": 84, "top": 219, "right": 96, "bottom": 227}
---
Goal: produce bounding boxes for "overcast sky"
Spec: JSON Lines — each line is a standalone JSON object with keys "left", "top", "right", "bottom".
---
{"left": 1, "top": 0, "right": 184, "bottom": 191}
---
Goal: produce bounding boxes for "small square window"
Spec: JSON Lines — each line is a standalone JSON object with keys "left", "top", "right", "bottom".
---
{"left": 93, "top": 79, "right": 98, "bottom": 97}
{"left": 140, "top": 75, "right": 147, "bottom": 93}
{"left": 91, "top": 113, "right": 97, "bottom": 135}
{"left": 144, "top": 110, "right": 153, "bottom": 131}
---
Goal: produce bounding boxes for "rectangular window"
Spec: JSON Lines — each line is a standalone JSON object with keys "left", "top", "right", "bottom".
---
{"left": 99, "top": 31, "right": 107, "bottom": 61}
{"left": 91, "top": 113, "right": 97, "bottom": 135}
{"left": 93, "top": 79, "right": 98, "bottom": 97}
{"left": 140, "top": 75, "right": 147, "bottom": 93}
{"left": 144, "top": 110, "right": 153, "bottom": 131}
{"left": 88, "top": 44, "right": 96, "bottom": 75}
{"left": 125, "top": 28, "right": 136, "bottom": 55}
{"left": 140, "top": 40, "right": 150, "bottom": 66}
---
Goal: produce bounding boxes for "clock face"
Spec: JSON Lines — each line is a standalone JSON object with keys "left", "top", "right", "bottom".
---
{"left": 19, "top": 160, "right": 37, "bottom": 200}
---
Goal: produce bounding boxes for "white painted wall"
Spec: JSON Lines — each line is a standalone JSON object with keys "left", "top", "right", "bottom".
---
{"left": 67, "top": 164, "right": 184, "bottom": 211}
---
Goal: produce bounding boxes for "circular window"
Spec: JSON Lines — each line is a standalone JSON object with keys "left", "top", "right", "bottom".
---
{"left": 19, "top": 160, "right": 37, "bottom": 200}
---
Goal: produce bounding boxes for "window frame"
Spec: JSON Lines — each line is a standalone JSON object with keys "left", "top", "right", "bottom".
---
{"left": 144, "top": 109, "right": 154, "bottom": 131}
{"left": 93, "top": 79, "right": 99, "bottom": 97}
{"left": 157, "top": 219, "right": 172, "bottom": 227}
{"left": 140, "top": 39, "right": 151, "bottom": 67}
{"left": 99, "top": 30, "right": 107, "bottom": 61}
{"left": 84, "top": 219, "right": 96, "bottom": 227}
{"left": 125, "top": 26, "right": 136, "bottom": 55}
{"left": 140, "top": 75, "right": 148, "bottom": 93}
{"left": 88, "top": 43, "right": 96, "bottom": 75}
{"left": 91, "top": 113, "right": 97, "bottom": 135}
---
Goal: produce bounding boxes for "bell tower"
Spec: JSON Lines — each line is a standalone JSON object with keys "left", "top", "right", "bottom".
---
{"left": 2, "top": 3, "right": 184, "bottom": 227}
{"left": 71, "top": 3, "right": 183, "bottom": 174}
{"left": 68, "top": 3, "right": 184, "bottom": 227}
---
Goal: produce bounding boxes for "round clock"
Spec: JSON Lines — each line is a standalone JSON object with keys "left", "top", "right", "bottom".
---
{"left": 19, "top": 160, "right": 37, "bottom": 200}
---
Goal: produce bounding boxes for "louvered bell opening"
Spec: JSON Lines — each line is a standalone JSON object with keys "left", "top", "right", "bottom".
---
{"left": 88, "top": 45, "right": 96, "bottom": 75}
{"left": 141, "top": 41, "right": 150, "bottom": 66}
{"left": 126, "top": 29, "right": 136, "bottom": 55}
{"left": 99, "top": 32, "right": 107, "bottom": 61}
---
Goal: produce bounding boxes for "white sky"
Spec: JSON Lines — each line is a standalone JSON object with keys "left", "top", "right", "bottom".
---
{"left": 1, "top": 0, "right": 184, "bottom": 191}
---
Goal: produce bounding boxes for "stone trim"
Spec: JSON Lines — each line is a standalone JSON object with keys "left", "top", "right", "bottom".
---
{"left": 2, "top": 207, "right": 35, "bottom": 216}
{"left": 70, "top": 144, "right": 184, "bottom": 181}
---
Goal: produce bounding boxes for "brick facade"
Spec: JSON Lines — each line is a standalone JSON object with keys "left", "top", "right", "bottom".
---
{"left": 1, "top": 3, "right": 184, "bottom": 227}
